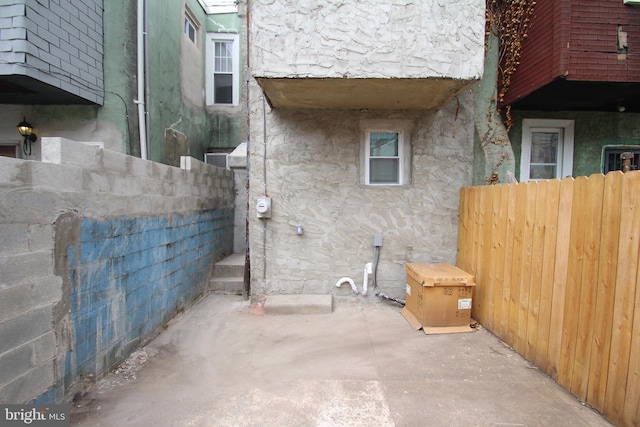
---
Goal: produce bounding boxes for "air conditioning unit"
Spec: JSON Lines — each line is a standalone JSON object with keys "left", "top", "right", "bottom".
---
{"left": 204, "top": 152, "right": 229, "bottom": 169}
{"left": 624, "top": 0, "right": 640, "bottom": 5}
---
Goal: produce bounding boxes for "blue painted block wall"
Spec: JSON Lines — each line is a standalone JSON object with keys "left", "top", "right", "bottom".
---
{"left": 62, "top": 209, "right": 233, "bottom": 391}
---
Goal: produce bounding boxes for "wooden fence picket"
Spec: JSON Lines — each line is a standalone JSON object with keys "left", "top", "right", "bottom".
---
{"left": 457, "top": 171, "right": 640, "bottom": 427}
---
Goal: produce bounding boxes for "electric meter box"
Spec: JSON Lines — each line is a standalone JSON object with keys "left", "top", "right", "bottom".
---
{"left": 401, "top": 263, "right": 476, "bottom": 334}
{"left": 256, "top": 197, "right": 272, "bottom": 218}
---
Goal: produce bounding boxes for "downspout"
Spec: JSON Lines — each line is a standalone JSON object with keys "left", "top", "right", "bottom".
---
{"left": 143, "top": 0, "right": 151, "bottom": 159}
{"left": 136, "top": 0, "right": 148, "bottom": 160}
{"left": 261, "top": 93, "right": 267, "bottom": 293}
{"left": 243, "top": 0, "right": 251, "bottom": 301}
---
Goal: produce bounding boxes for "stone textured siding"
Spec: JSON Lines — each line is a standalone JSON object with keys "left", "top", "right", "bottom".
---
{"left": 250, "top": 0, "right": 485, "bottom": 80}
{"left": 0, "top": 0, "right": 104, "bottom": 104}
{"left": 0, "top": 138, "right": 234, "bottom": 403}
{"left": 248, "top": 88, "right": 475, "bottom": 298}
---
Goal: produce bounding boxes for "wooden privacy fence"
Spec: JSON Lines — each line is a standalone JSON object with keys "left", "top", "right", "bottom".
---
{"left": 457, "top": 171, "right": 640, "bottom": 427}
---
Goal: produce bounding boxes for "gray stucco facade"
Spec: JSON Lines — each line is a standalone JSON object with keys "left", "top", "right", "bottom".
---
{"left": 247, "top": 0, "right": 485, "bottom": 299}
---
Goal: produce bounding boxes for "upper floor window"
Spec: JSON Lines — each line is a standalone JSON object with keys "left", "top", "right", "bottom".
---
{"left": 520, "top": 119, "right": 574, "bottom": 182}
{"left": 184, "top": 7, "right": 200, "bottom": 45}
{"left": 206, "top": 33, "right": 239, "bottom": 106}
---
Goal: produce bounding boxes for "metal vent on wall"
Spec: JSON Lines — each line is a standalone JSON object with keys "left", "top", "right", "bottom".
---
{"left": 204, "top": 153, "right": 229, "bottom": 168}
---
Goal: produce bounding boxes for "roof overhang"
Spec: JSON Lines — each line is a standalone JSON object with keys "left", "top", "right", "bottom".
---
{"left": 508, "top": 79, "right": 640, "bottom": 113}
{"left": 256, "top": 77, "right": 475, "bottom": 110}
{"left": 0, "top": 75, "right": 97, "bottom": 105}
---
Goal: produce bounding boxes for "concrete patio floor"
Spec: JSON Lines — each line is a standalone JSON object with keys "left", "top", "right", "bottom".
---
{"left": 70, "top": 294, "right": 612, "bottom": 427}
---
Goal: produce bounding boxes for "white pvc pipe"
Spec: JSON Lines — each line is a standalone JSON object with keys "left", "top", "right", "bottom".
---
{"left": 136, "top": 0, "right": 148, "bottom": 160}
{"left": 335, "top": 277, "right": 358, "bottom": 294}
{"left": 362, "top": 262, "right": 373, "bottom": 296}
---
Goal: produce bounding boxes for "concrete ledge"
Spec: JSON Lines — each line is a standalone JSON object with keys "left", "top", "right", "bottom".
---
{"left": 264, "top": 294, "right": 333, "bottom": 315}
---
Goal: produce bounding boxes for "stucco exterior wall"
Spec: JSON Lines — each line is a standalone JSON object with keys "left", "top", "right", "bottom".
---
{"left": 495, "top": 111, "right": 640, "bottom": 184}
{"left": 250, "top": 0, "right": 484, "bottom": 80}
{"left": 248, "top": 88, "right": 476, "bottom": 298}
{"left": 0, "top": 1, "right": 246, "bottom": 166}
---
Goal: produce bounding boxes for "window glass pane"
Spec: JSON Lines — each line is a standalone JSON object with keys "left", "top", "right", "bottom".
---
{"left": 530, "top": 165, "right": 556, "bottom": 180}
{"left": 185, "top": 18, "right": 196, "bottom": 43}
{"left": 214, "top": 42, "right": 232, "bottom": 73}
{"left": 370, "top": 132, "right": 398, "bottom": 157}
{"left": 214, "top": 74, "right": 233, "bottom": 104}
{"left": 530, "top": 132, "right": 558, "bottom": 164}
{"left": 370, "top": 158, "right": 399, "bottom": 184}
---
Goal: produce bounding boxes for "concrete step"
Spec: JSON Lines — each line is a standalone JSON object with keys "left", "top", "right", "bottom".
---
{"left": 264, "top": 294, "right": 333, "bottom": 315}
{"left": 209, "top": 277, "right": 244, "bottom": 295}
{"left": 210, "top": 254, "right": 245, "bottom": 295}
{"left": 213, "top": 253, "right": 245, "bottom": 277}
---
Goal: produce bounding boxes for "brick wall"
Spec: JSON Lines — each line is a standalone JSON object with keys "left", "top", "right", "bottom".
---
{"left": 0, "top": 138, "right": 235, "bottom": 403}
{"left": 505, "top": 0, "right": 640, "bottom": 104}
{"left": 568, "top": 0, "right": 640, "bottom": 81}
{"left": 0, "top": 0, "right": 104, "bottom": 104}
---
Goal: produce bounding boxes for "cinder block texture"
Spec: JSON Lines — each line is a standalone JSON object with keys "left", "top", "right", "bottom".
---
{"left": 0, "top": 140, "right": 235, "bottom": 404}
{"left": 63, "top": 211, "right": 234, "bottom": 388}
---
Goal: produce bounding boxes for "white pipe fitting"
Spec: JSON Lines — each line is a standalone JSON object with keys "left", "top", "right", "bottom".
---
{"left": 362, "top": 262, "right": 373, "bottom": 295}
{"left": 335, "top": 277, "right": 358, "bottom": 294}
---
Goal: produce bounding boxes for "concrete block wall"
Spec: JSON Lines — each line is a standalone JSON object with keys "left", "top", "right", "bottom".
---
{"left": 0, "top": 138, "right": 235, "bottom": 403}
{"left": 0, "top": 0, "right": 104, "bottom": 104}
{"left": 250, "top": 0, "right": 485, "bottom": 80}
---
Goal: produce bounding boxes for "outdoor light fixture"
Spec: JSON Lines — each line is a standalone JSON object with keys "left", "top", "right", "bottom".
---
{"left": 17, "top": 117, "right": 37, "bottom": 156}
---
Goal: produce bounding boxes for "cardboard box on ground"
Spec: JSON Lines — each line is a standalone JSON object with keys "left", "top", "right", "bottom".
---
{"left": 401, "top": 263, "right": 477, "bottom": 335}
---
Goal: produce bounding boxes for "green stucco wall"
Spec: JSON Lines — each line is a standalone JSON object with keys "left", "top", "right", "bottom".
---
{"left": 473, "top": 110, "right": 640, "bottom": 184}
{"left": 147, "top": 0, "right": 245, "bottom": 164}
{"left": 2, "top": 0, "right": 245, "bottom": 166}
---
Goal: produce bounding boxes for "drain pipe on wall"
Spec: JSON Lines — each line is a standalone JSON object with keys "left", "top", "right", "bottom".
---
{"left": 136, "top": 0, "right": 148, "bottom": 160}
{"left": 143, "top": 0, "right": 151, "bottom": 158}
{"left": 261, "top": 94, "right": 267, "bottom": 292}
{"left": 334, "top": 235, "right": 405, "bottom": 304}
{"left": 242, "top": 0, "right": 251, "bottom": 301}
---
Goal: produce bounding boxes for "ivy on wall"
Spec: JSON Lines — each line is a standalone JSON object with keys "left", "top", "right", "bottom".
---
{"left": 487, "top": 0, "right": 536, "bottom": 130}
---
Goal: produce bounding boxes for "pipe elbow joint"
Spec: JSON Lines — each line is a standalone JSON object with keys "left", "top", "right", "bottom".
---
{"left": 335, "top": 277, "right": 358, "bottom": 295}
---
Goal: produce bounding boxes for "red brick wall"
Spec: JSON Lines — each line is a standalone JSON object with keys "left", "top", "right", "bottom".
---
{"left": 503, "top": 0, "right": 640, "bottom": 105}
{"left": 569, "top": 0, "right": 640, "bottom": 81}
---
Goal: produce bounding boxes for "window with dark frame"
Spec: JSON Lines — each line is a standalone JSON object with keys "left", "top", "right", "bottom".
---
{"left": 603, "top": 147, "right": 640, "bottom": 173}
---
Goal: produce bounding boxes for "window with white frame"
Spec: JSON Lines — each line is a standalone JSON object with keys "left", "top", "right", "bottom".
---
{"left": 206, "top": 33, "right": 239, "bottom": 106}
{"left": 367, "top": 131, "right": 402, "bottom": 184}
{"left": 360, "top": 121, "right": 412, "bottom": 186}
{"left": 520, "top": 119, "right": 574, "bottom": 182}
{"left": 184, "top": 7, "right": 199, "bottom": 45}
